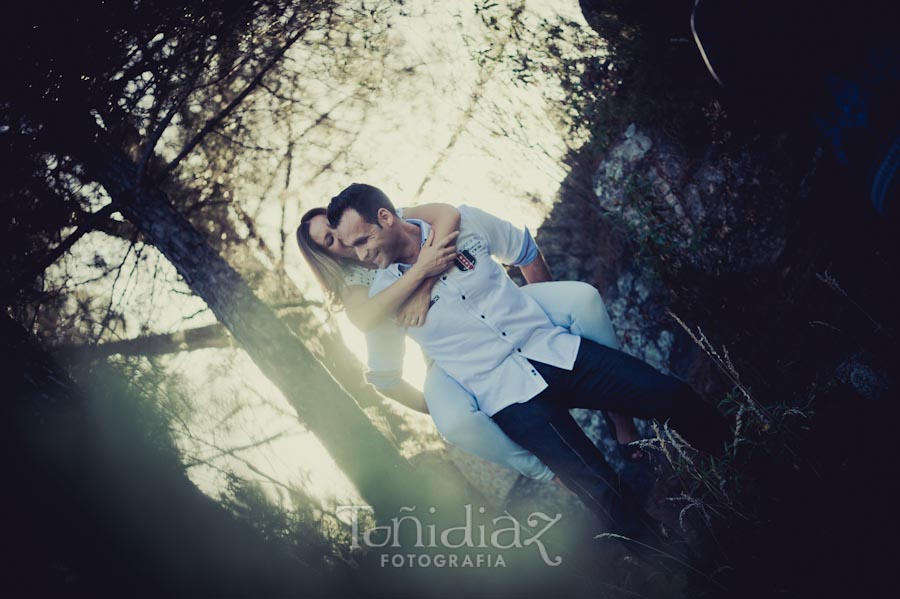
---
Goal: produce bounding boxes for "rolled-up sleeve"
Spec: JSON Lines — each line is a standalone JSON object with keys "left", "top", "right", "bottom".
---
{"left": 512, "top": 227, "right": 538, "bottom": 267}
{"left": 458, "top": 205, "right": 533, "bottom": 266}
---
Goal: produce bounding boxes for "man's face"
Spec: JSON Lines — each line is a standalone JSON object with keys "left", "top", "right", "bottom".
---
{"left": 335, "top": 208, "right": 395, "bottom": 268}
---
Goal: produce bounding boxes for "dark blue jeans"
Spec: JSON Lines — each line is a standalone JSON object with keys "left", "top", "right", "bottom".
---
{"left": 492, "top": 338, "right": 731, "bottom": 542}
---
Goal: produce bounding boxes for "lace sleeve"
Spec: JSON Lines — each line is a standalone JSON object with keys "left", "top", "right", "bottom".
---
{"left": 343, "top": 264, "right": 376, "bottom": 289}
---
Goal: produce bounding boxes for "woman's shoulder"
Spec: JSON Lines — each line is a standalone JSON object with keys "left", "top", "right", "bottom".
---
{"left": 342, "top": 263, "right": 375, "bottom": 288}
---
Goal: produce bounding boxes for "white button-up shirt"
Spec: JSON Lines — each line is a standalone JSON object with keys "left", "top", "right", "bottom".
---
{"left": 368, "top": 205, "right": 581, "bottom": 417}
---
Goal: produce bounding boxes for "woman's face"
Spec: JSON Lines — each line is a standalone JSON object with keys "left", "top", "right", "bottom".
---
{"left": 308, "top": 213, "right": 356, "bottom": 260}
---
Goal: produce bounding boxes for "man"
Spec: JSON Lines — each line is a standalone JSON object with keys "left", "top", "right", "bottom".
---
{"left": 327, "top": 183, "right": 731, "bottom": 557}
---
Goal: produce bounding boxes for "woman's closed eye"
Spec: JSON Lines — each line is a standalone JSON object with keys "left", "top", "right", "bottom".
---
{"left": 325, "top": 233, "right": 354, "bottom": 256}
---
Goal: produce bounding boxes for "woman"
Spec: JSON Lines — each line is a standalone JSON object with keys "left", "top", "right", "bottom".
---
{"left": 297, "top": 203, "right": 643, "bottom": 481}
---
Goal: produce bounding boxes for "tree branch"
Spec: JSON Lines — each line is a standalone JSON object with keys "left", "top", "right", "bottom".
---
{"left": 3, "top": 202, "right": 118, "bottom": 301}
{"left": 157, "top": 23, "right": 305, "bottom": 180}
{"left": 53, "top": 303, "right": 323, "bottom": 362}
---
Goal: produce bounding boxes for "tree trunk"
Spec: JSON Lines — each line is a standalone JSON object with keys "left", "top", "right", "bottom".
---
{"left": 200, "top": 196, "right": 408, "bottom": 416}
{"left": 78, "top": 134, "right": 460, "bottom": 517}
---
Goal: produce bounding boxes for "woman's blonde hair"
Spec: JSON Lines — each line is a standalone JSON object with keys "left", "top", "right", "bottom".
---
{"left": 296, "top": 207, "right": 349, "bottom": 309}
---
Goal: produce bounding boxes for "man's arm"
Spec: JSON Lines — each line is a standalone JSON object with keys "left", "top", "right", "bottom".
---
{"left": 518, "top": 245, "right": 553, "bottom": 284}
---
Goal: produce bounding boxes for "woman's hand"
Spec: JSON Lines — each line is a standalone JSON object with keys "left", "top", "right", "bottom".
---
{"left": 395, "top": 283, "right": 434, "bottom": 327}
{"left": 412, "top": 229, "right": 458, "bottom": 279}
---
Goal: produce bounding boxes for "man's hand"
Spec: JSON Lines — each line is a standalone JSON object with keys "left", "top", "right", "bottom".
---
{"left": 395, "top": 282, "right": 434, "bottom": 327}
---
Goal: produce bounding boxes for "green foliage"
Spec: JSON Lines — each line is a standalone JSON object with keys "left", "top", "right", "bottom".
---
{"left": 218, "top": 472, "right": 356, "bottom": 571}
{"left": 79, "top": 356, "right": 352, "bottom": 573}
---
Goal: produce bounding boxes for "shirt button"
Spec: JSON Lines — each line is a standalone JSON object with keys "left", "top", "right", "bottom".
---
{"left": 531, "top": 370, "right": 537, "bottom": 375}
{"left": 461, "top": 295, "right": 466, "bottom": 300}
{"left": 441, "top": 276, "right": 447, "bottom": 281}
{"left": 501, "top": 332, "right": 507, "bottom": 336}
{"left": 480, "top": 315, "right": 485, "bottom": 319}
{"left": 517, "top": 348, "right": 522, "bottom": 352}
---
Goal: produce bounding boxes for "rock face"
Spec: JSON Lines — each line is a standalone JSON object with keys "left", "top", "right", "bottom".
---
{"left": 478, "top": 117, "right": 810, "bottom": 511}
{"left": 592, "top": 123, "right": 795, "bottom": 276}
{"left": 515, "top": 120, "right": 811, "bottom": 502}
{"left": 562, "top": 123, "right": 802, "bottom": 482}
{"left": 594, "top": 124, "right": 694, "bottom": 242}
{"left": 606, "top": 270, "right": 674, "bottom": 372}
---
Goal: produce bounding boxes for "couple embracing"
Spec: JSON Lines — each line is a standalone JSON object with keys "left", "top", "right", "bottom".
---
{"left": 297, "top": 183, "right": 730, "bottom": 566}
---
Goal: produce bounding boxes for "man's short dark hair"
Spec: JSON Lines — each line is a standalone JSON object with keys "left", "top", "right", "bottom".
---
{"left": 327, "top": 183, "right": 397, "bottom": 228}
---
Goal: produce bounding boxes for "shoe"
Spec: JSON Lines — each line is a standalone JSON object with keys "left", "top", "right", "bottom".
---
{"left": 618, "top": 441, "right": 651, "bottom": 464}
{"left": 603, "top": 412, "right": 649, "bottom": 464}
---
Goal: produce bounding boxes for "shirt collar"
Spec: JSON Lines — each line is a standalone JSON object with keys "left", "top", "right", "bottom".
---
{"left": 387, "top": 218, "right": 431, "bottom": 276}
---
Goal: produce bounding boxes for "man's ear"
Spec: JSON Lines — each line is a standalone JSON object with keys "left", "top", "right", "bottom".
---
{"left": 376, "top": 207, "right": 394, "bottom": 227}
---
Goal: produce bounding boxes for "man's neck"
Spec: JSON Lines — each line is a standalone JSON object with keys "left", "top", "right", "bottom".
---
{"left": 395, "top": 219, "right": 424, "bottom": 265}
